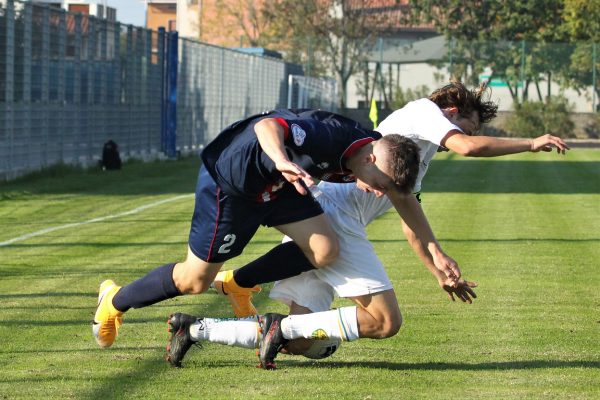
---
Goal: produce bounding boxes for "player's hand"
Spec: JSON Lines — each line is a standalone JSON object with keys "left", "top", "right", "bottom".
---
{"left": 432, "top": 251, "right": 461, "bottom": 286}
{"left": 530, "top": 134, "right": 570, "bottom": 155}
{"left": 439, "top": 278, "right": 478, "bottom": 303}
{"left": 276, "top": 160, "right": 315, "bottom": 195}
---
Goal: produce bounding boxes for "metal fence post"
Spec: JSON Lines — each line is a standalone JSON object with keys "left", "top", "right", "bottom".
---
{"left": 164, "top": 30, "right": 178, "bottom": 159}
{"left": 144, "top": 28, "right": 153, "bottom": 153}
{"left": 112, "top": 21, "right": 120, "bottom": 104}
{"left": 41, "top": 5, "right": 50, "bottom": 167}
{"left": 22, "top": 1, "right": 32, "bottom": 172}
{"left": 4, "top": 0, "right": 15, "bottom": 177}
{"left": 159, "top": 27, "right": 166, "bottom": 154}
{"left": 126, "top": 25, "right": 133, "bottom": 155}
{"left": 87, "top": 17, "right": 96, "bottom": 161}
{"left": 99, "top": 17, "right": 108, "bottom": 154}
{"left": 73, "top": 13, "right": 81, "bottom": 105}
{"left": 58, "top": 10, "right": 67, "bottom": 163}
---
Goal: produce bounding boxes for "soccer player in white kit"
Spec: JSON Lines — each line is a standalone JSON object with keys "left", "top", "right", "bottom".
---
{"left": 165, "top": 81, "right": 570, "bottom": 368}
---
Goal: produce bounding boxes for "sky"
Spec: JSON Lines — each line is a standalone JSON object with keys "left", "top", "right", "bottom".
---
{"left": 103, "top": 0, "right": 146, "bottom": 27}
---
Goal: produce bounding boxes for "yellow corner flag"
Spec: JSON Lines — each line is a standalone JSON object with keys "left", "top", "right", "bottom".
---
{"left": 369, "top": 98, "right": 378, "bottom": 129}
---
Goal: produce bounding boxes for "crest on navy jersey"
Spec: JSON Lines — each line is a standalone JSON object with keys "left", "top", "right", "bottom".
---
{"left": 291, "top": 124, "right": 306, "bottom": 146}
{"left": 317, "top": 162, "right": 329, "bottom": 169}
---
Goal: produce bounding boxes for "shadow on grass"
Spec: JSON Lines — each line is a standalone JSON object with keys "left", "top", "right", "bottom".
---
{"left": 2, "top": 158, "right": 599, "bottom": 196}
{"left": 0, "top": 158, "right": 202, "bottom": 197}
{"left": 1, "top": 239, "right": 281, "bottom": 250}
{"left": 282, "top": 359, "right": 600, "bottom": 371}
{"left": 425, "top": 160, "right": 600, "bottom": 194}
{"left": 370, "top": 238, "right": 600, "bottom": 244}
{"left": 72, "top": 358, "right": 600, "bottom": 399}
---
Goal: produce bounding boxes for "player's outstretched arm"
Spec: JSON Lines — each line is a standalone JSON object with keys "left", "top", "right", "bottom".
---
{"left": 443, "top": 132, "right": 570, "bottom": 157}
{"left": 388, "top": 191, "right": 460, "bottom": 283}
{"left": 254, "top": 118, "right": 314, "bottom": 194}
{"left": 400, "top": 217, "right": 477, "bottom": 302}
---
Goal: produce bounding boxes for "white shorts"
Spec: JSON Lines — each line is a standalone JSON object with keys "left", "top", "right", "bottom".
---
{"left": 269, "top": 192, "right": 393, "bottom": 312}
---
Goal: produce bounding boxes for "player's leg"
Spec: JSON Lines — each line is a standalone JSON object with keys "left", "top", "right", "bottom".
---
{"left": 229, "top": 213, "right": 339, "bottom": 300}
{"left": 274, "top": 214, "right": 339, "bottom": 268}
{"left": 217, "top": 187, "right": 339, "bottom": 313}
{"left": 165, "top": 272, "right": 334, "bottom": 368}
{"left": 258, "top": 230, "right": 397, "bottom": 366}
{"left": 258, "top": 290, "right": 400, "bottom": 370}
{"left": 351, "top": 289, "right": 402, "bottom": 338}
{"left": 269, "top": 270, "right": 335, "bottom": 356}
{"left": 278, "top": 302, "right": 316, "bottom": 356}
{"left": 172, "top": 247, "right": 223, "bottom": 294}
{"left": 279, "top": 293, "right": 402, "bottom": 362}
{"left": 93, "top": 248, "right": 223, "bottom": 349}
{"left": 277, "top": 223, "right": 396, "bottom": 339}
{"left": 166, "top": 312, "right": 261, "bottom": 367}
{"left": 93, "top": 166, "right": 258, "bottom": 346}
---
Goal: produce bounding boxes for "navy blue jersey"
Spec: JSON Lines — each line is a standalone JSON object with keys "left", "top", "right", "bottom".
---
{"left": 201, "top": 109, "right": 381, "bottom": 202}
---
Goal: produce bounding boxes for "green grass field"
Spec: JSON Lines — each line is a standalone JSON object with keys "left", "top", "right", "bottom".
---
{"left": 0, "top": 150, "right": 598, "bottom": 399}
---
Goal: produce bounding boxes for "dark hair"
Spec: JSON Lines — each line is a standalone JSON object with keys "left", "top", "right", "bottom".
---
{"left": 380, "top": 134, "right": 420, "bottom": 194}
{"left": 428, "top": 79, "right": 498, "bottom": 124}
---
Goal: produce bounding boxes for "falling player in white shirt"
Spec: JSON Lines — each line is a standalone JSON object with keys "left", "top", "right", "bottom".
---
{"left": 165, "top": 80, "right": 570, "bottom": 369}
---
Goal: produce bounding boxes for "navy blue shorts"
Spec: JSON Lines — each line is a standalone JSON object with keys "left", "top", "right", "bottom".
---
{"left": 188, "top": 166, "right": 324, "bottom": 263}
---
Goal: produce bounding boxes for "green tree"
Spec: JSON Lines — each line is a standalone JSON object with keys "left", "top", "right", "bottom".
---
{"left": 405, "top": 0, "right": 566, "bottom": 104}
{"left": 264, "top": 0, "right": 396, "bottom": 107}
{"left": 559, "top": 0, "right": 600, "bottom": 108}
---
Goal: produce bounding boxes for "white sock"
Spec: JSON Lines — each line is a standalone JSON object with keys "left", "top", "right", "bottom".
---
{"left": 190, "top": 316, "right": 260, "bottom": 349}
{"left": 280, "top": 306, "right": 360, "bottom": 342}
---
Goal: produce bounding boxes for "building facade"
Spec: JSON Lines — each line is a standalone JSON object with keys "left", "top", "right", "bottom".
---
{"left": 146, "top": 0, "right": 200, "bottom": 38}
{"left": 24, "top": 0, "right": 116, "bottom": 20}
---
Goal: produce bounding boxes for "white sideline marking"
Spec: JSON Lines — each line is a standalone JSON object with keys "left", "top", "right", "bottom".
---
{"left": 0, "top": 194, "right": 194, "bottom": 247}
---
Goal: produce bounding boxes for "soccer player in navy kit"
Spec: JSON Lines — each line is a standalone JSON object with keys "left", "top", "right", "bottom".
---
{"left": 93, "top": 109, "right": 433, "bottom": 348}
{"left": 161, "top": 81, "right": 570, "bottom": 370}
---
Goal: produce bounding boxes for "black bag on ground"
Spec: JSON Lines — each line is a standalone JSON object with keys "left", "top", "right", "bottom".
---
{"left": 101, "top": 140, "right": 122, "bottom": 170}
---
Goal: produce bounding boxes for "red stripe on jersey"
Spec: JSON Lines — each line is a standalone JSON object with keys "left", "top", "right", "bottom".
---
{"left": 342, "top": 137, "right": 376, "bottom": 160}
{"left": 206, "top": 186, "right": 221, "bottom": 261}
{"left": 274, "top": 118, "right": 289, "bottom": 140}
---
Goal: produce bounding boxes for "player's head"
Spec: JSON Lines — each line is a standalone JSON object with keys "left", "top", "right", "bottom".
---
{"left": 353, "top": 134, "right": 420, "bottom": 197}
{"left": 428, "top": 79, "right": 498, "bottom": 135}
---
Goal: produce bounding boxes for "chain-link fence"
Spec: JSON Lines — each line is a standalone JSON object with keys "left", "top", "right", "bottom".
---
{"left": 176, "top": 38, "right": 303, "bottom": 154}
{"left": 0, "top": 1, "right": 164, "bottom": 179}
{"left": 0, "top": 0, "right": 337, "bottom": 180}
{"left": 287, "top": 75, "right": 338, "bottom": 111}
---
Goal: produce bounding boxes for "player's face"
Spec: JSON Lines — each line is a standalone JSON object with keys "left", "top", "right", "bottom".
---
{"left": 354, "top": 149, "right": 396, "bottom": 198}
{"left": 355, "top": 172, "right": 394, "bottom": 197}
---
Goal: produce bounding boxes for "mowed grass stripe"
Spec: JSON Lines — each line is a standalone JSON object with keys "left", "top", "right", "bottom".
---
{"left": 365, "top": 151, "right": 598, "bottom": 398}
{"left": 0, "top": 151, "right": 598, "bottom": 399}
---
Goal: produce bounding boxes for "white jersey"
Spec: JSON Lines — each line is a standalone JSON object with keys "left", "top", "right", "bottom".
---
{"left": 376, "top": 98, "right": 462, "bottom": 193}
{"left": 270, "top": 99, "right": 462, "bottom": 310}
{"left": 314, "top": 98, "right": 462, "bottom": 227}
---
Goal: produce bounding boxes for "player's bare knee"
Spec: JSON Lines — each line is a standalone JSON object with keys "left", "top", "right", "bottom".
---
{"left": 374, "top": 312, "right": 402, "bottom": 339}
{"left": 383, "top": 315, "right": 402, "bottom": 338}
{"left": 174, "top": 275, "right": 211, "bottom": 294}
{"left": 187, "top": 279, "right": 211, "bottom": 294}
{"left": 172, "top": 261, "right": 212, "bottom": 294}
{"left": 312, "top": 241, "right": 339, "bottom": 268}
